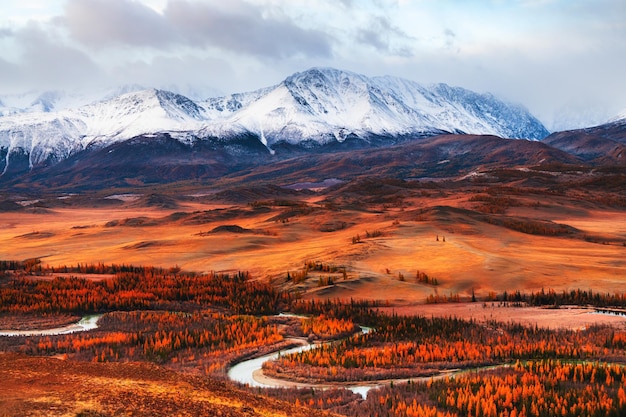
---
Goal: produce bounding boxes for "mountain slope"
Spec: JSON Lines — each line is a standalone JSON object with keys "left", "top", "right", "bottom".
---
{"left": 1, "top": 67, "right": 550, "bottom": 178}
{"left": 209, "top": 134, "right": 581, "bottom": 190}
{"left": 542, "top": 118, "right": 626, "bottom": 164}
{"left": 4, "top": 133, "right": 580, "bottom": 192}
{"left": 0, "top": 353, "right": 330, "bottom": 417}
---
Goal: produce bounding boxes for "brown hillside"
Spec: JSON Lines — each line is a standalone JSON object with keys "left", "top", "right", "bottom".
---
{"left": 0, "top": 353, "right": 332, "bottom": 417}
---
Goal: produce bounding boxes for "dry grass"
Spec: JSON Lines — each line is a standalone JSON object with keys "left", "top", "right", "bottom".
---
{"left": 378, "top": 304, "right": 626, "bottom": 331}
{"left": 1, "top": 191, "right": 625, "bottom": 312}
{"left": 0, "top": 353, "right": 332, "bottom": 417}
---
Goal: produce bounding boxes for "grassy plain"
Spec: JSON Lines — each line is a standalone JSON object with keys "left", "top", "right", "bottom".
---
{"left": 2, "top": 184, "right": 625, "bottom": 313}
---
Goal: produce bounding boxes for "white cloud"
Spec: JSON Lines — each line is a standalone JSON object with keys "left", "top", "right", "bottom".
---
{"left": 58, "top": 0, "right": 333, "bottom": 59}
{"left": 0, "top": 0, "right": 624, "bottom": 128}
{"left": 164, "top": 0, "right": 333, "bottom": 58}
{"left": 62, "top": 0, "right": 174, "bottom": 48}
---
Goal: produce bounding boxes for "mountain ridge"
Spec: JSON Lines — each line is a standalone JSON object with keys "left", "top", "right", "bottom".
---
{"left": 1, "top": 67, "right": 550, "bottom": 178}
{"left": 2, "top": 133, "right": 582, "bottom": 193}
{"left": 542, "top": 117, "right": 626, "bottom": 163}
{"left": 202, "top": 67, "right": 549, "bottom": 145}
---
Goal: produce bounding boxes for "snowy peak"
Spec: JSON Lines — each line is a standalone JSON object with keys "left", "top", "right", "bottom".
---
{"left": 81, "top": 89, "right": 204, "bottom": 122}
{"left": 0, "top": 88, "right": 210, "bottom": 169}
{"left": 75, "top": 88, "right": 207, "bottom": 145}
{"left": 216, "top": 67, "right": 549, "bottom": 144}
{"left": 29, "top": 91, "right": 63, "bottom": 113}
{"left": 426, "top": 83, "right": 548, "bottom": 139}
{"left": 1, "top": 67, "right": 551, "bottom": 176}
{"left": 282, "top": 68, "right": 416, "bottom": 129}
{"left": 283, "top": 67, "right": 372, "bottom": 116}
{"left": 283, "top": 68, "right": 423, "bottom": 126}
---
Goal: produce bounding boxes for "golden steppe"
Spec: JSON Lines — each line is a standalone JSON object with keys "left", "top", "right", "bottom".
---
{"left": 2, "top": 188, "right": 625, "bottom": 310}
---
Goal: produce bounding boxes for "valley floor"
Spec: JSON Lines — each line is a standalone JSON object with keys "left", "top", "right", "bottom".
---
{"left": 2, "top": 169, "right": 626, "bottom": 416}
{"left": 2, "top": 179, "right": 625, "bottom": 306}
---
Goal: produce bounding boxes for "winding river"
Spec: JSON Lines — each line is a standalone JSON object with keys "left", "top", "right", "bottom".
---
{"left": 227, "top": 338, "right": 507, "bottom": 399}
{"left": 1, "top": 312, "right": 495, "bottom": 398}
{"left": 228, "top": 324, "right": 381, "bottom": 398}
{"left": 0, "top": 314, "right": 102, "bottom": 337}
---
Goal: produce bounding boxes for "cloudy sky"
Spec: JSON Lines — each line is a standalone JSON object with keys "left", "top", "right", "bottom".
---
{"left": 0, "top": 0, "right": 624, "bottom": 129}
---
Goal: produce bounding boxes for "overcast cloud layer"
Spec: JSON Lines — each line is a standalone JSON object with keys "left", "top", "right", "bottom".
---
{"left": 0, "top": 0, "right": 624, "bottom": 130}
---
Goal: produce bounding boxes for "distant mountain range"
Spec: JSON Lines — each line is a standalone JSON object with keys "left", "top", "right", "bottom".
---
{"left": 1, "top": 67, "right": 624, "bottom": 191}
{"left": 0, "top": 68, "right": 549, "bottom": 175}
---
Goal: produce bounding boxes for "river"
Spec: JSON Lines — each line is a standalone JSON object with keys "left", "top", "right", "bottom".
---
{"left": 228, "top": 324, "right": 381, "bottom": 397}
{"left": 227, "top": 340, "right": 380, "bottom": 397}
{"left": 226, "top": 322, "right": 507, "bottom": 398}
{"left": 0, "top": 314, "right": 102, "bottom": 337}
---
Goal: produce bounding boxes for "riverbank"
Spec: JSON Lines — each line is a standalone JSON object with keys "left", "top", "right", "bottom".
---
{"left": 0, "top": 315, "right": 102, "bottom": 337}
{"left": 0, "top": 314, "right": 80, "bottom": 331}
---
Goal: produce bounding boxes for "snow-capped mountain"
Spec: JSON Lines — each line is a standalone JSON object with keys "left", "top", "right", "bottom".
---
{"left": 0, "top": 85, "right": 149, "bottom": 117}
{"left": 0, "top": 89, "right": 208, "bottom": 173}
{"left": 202, "top": 68, "right": 548, "bottom": 145}
{"left": 0, "top": 67, "right": 549, "bottom": 176}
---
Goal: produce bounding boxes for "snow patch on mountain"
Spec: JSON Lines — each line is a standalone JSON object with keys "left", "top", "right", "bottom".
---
{"left": 608, "top": 109, "right": 626, "bottom": 124}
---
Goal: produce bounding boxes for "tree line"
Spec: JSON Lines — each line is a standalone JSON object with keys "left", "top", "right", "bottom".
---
{"left": 15, "top": 310, "right": 284, "bottom": 374}
{"left": 0, "top": 266, "right": 289, "bottom": 315}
